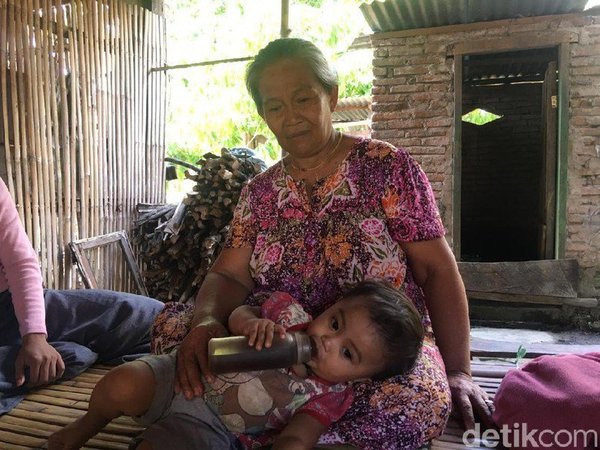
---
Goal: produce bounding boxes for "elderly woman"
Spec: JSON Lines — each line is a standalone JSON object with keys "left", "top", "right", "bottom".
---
{"left": 165, "top": 38, "right": 492, "bottom": 449}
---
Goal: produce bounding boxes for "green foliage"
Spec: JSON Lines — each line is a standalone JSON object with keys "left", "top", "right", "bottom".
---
{"left": 462, "top": 108, "right": 502, "bottom": 126}
{"left": 514, "top": 345, "right": 527, "bottom": 368}
{"left": 338, "top": 66, "right": 372, "bottom": 97}
{"left": 298, "top": 0, "right": 326, "bottom": 7}
{"left": 163, "top": 0, "right": 372, "bottom": 168}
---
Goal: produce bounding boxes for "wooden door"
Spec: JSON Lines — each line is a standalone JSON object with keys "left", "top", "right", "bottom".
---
{"left": 540, "top": 61, "right": 558, "bottom": 258}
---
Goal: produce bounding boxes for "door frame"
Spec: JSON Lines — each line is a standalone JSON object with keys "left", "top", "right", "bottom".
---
{"left": 451, "top": 33, "right": 572, "bottom": 260}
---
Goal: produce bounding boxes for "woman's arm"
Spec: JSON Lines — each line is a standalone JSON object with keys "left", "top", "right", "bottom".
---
{"left": 175, "top": 246, "right": 254, "bottom": 399}
{"left": 272, "top": 413, "right": 327, "bottom": 450}
{"left": 400, "top": 237, "right": 494, "bottom": 429}
{"left": 400, "top": 237, "right": 470, "bottom": 375}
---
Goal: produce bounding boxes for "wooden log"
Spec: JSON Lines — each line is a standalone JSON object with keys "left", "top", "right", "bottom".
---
{"left": 459, "top": 260, "right": 579, "bottom": 305}
{"left": 471, "top": 336, "right": 600, "bottom": 358}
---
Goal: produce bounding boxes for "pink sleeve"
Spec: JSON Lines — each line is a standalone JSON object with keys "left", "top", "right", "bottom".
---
{"left": 298, "top": 387, "right": 354, "bottom": 428}
{"left": 260, "top": 292, "right": 312, "bottom": 330}
{"left": 0, "top": 178, "right": 46, "bottom": 336}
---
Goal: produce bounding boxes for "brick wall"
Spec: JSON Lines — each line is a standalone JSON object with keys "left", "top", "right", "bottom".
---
{"left": 370, "top": 14, "right": 600, "bottom": 297}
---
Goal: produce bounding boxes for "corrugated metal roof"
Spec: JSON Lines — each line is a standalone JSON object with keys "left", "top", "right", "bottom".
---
{"left": 333, "top": 96, "right": 371, "bottom": 123}
{"left": 360, "top": 0, "right": 589, "bottom": 33}
{"left": 464, "top": 47, "right": 557, "bottom": 84}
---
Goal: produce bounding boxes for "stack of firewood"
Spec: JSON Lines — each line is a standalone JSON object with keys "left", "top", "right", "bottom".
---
{"left": 133, "top": 148, "right": 266, "bottom": 303}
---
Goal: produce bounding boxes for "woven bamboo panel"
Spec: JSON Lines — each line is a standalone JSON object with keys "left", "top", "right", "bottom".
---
{"left": 0, "top": 0, "right": 167, "bottom": 291}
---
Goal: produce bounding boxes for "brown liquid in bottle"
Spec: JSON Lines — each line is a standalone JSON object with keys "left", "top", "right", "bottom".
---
{"left": 208, "top": 331, "right": 314, "bottom": 374}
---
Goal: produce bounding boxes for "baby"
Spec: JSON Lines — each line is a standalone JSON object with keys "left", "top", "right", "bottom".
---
{"left": 48, "top": 280, "right": 424, "bottom": 450}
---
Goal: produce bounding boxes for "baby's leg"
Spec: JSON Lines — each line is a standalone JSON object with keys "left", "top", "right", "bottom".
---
{"left": 48, "top": 361, "right": 155, "bottom": 450}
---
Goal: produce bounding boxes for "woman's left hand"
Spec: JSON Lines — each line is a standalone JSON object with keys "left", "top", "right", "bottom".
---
{"left": 447, "top": 370, "right": 496, "bottom": 430}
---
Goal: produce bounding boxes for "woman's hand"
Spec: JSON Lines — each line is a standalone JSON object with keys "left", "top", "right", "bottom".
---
{"left": 447, "top": 370, "right": 495, "bottom": 430}
{"left": 175, "top": 317, "right": 228, "bottom": 399}
{"left": 15, "top": 333, "right": 65, "bottom": 387}
{"left": 242, "top": 318, "right": 286, "bottom": 350}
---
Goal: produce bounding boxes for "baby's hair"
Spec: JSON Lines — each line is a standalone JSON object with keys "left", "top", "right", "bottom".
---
{"left": 341, "top": 280, "right": 424, "bottom": 380}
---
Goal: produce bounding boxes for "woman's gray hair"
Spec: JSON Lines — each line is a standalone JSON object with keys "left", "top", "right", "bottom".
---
{"left": 245, "top": 38, "right": 338, "bottom": 115}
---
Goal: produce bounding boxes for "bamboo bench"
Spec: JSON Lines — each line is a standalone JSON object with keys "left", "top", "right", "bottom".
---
{"left": 0, "top": 360, "right": 511, "bottom": 450}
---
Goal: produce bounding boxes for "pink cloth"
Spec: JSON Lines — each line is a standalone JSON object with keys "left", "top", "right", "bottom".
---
{"left": 0, "top": 178, "right": 46, "bottom": 336}
{"left": 493, "top": 353, "right": 600, "bottom": 449}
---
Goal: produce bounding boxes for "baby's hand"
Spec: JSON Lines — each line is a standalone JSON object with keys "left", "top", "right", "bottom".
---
{"left": 243, "top": 319, "right": 286, "bottom": 350}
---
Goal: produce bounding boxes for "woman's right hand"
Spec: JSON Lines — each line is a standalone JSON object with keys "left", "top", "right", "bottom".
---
{"left": 175, "top": 317, "right": 228, "bottom": 399}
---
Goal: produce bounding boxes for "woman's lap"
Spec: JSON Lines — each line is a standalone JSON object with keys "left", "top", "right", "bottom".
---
{"left": 151, "top": 304, "right": 451, "bottom": 450}
{"left": 322, "top": 341, "right": 451, "bottom": 449}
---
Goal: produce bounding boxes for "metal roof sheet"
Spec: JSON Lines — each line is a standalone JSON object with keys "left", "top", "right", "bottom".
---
{"left": 333, "top": 96, "right": 372, "bottom": 123}
{"left": 360, "top": 0, "right": 589, "bottom": 33}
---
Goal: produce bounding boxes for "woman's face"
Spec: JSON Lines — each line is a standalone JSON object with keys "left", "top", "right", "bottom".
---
{"left": 257, "top": 57, "right": 338, "bottom": 159}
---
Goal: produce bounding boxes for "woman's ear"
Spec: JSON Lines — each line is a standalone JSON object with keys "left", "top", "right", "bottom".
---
{"left": 328, "top": 85, "right": 339, "bottom": 112}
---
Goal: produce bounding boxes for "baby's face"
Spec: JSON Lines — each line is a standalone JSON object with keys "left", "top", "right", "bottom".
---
{"left": 305, "top": 297, "right": 385, "bottom": 383}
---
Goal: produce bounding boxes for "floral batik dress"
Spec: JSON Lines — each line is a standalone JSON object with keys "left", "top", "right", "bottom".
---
{"left": 225, "top": 138, "right": 451, "bottom": 449}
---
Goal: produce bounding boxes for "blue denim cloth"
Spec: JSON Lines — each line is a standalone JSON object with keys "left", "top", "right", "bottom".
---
{"left": 0, "top": 289, "right": 164, "bottom": 414}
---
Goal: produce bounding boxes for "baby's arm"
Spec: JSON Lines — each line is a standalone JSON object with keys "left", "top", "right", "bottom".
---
{"left": 272, "top": 413, "right": 327, "bottom": 450}
{"left": 228, "top": 305, "right": 286, "bottom": 350}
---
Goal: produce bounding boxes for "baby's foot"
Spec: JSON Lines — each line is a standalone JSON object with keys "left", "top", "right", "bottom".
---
{"left": 47, "top": 418, "right": 95, "bottom": 450}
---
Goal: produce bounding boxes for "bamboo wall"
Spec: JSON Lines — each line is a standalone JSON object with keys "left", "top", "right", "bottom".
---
{"left": 0, "top": 0, "right": 166, "bottom": 291}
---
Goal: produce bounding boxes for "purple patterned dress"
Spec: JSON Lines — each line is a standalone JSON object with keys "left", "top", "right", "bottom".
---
{"left": 152, "top": 138, "right": 451, "bottom": 449}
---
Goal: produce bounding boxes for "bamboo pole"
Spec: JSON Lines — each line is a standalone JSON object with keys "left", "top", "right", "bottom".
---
{"left": 106, "top": 0, "right": 117, "bottom": 284}
{"left": 40, "top": 0, "right": 60, "bottom": 286}
{"left": 0, "top": 0, "right": 14, "bottom": 195}
{"left": 21, "top": 0, "right": 40, "bottom": 253}
{"left": 158, "top": 11, "right": 166, "bottom": 203}
{"left": 133, "top": 4, "right": 141, "bottom": 222}
{"left": 99, "top": 0, "right": 113, "bottom": 240}
{"left": 116, "top": 0, "right": 125, "bottom": 289}
{"left": 99, "top": 0, "right": 112, "bottom": 286}
{"left": 83, "top": 0, "right": 99, "bottom": 272}
{"left": 56, "top": 0, "right": 73, "bottom": 288}
{"left": 148, "top": 8, "right": 157, "bottom": 204}
{"left": 75, "top": 0, "right": 90, "bottom": 242}
{"left": 109, "top": 0, "right": 121, "bottom": 288}
{"left": 28, "top": 0, "right": 44, "bottom": 278}
{"left": 90, "top": 0, "right": 105, "bottom": 280}
{"left": 122, "top": 0, "right": 131, "bottom": 235}
{"left": 33, "top": 0, "right": 57, "bottom": 286}
{"left": 9, "top": 3, "right": 33, "bottom": 236}
{"left": 142, "top": 8, "right": 150, "bottom": 202}
{"left": 81, "top": 0, "right": 94, "bottom": 243}
{"left": 7, "top": 1, "right": 26, "bottom": 223}
{"left": 46, "top": 0, "right": 65, "bottom": 286}
{"left": 68, "top": 4, "right": 80, "bottom": 286}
